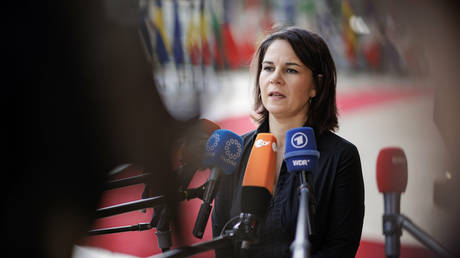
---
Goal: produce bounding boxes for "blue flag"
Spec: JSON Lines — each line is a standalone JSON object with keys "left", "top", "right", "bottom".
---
{"left": 153, "top": 0, "right": 170, "bottom": 65}
{"left": 172, "top": 0, "right": 184, "bottom": 66}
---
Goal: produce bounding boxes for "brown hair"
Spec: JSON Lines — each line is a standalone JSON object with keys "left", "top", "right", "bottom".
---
{"left": 251, "top": 26, "right": 338, "bottom": 134}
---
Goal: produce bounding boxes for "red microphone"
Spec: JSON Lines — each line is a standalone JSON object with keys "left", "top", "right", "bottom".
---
{"left": 376, "top": 147, "right": 408, "bottom": 258}
{"left": 377, "top": 147, "right": 408, "bottom": 194}
{"left": 376, "top": 148, "right": 454, "bottom": 258}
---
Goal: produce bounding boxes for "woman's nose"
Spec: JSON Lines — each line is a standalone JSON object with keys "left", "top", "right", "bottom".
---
{"left": 269, "top": 69, "right": 283, "bottom": 85}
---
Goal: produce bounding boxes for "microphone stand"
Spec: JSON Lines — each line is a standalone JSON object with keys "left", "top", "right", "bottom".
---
{"left": 291, "top": 170, "right": 315, "bottom": 258}
{"left": 94, "top": 195, "right": 166, "bottom": 219}
{"left": 89, "top": 169, "right": 211, "bottom": 252}
{"left": 149, "top": 202, "right": 264, "bottom": 257}
{"left": 105, "top": 173, "right": 150, "bottom": 190}
{"left": 149, "top": 234, "right": 236, "bottom": 258}
{"left": 398, "top": 214, "right": 452, "bottom": 258}
{"left": 89, "top": 185, "right": 205, "bottom": 230}
{"left": 88, "top": 222, "right": 153, "bottom": 236}
{"left": 383, "top": 193, "right": 402, "bottom": 258}
{"left": 383, "top": 193, "right": 453, "bottom": 258}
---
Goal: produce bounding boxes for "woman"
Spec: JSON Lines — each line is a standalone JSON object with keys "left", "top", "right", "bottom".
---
{"left": 212, "top": 27, "right": 364, "bottom": 258}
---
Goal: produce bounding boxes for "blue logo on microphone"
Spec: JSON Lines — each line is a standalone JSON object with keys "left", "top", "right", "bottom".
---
{"left": 206, "top": 133, "right": 220, "bottom": 153}
{"left": 224, "top": 138, "right": 242, "bottom": 161}
{"left": 284, "top": 127, "right": 320, "bottom": 173}
{"left": 291, "top": 132, "right": 308, "bottom": 149}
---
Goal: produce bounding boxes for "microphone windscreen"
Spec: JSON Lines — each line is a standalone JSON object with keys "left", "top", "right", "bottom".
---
{"left": 181, "top": 119, "right": 221, "bottom": 166}
{"left": 202, "top": 129, "right": 244, "bottom": 175}
{"left": 376, "top": 147, "right": 408, "bottom": 193}
{"left": 199, "top": 118, "right": 221, "bottom": 135}
{"left": 284, "top": 127, "right": 320, "bottom": 173}
{"left": 241, "top": 133, "right": 277, "bottom": 217}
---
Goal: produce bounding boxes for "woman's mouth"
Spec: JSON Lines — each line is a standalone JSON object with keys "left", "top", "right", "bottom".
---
{"left": 269, "top": 91, "right": 285, "bottom": 98}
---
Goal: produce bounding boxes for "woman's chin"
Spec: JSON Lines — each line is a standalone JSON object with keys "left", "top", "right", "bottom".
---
{"left": 267, "top": 108, "right": 289, "bottom": 117}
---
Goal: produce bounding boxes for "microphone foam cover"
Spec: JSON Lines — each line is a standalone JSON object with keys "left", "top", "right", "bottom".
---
{"left": 241, "top": 133, "right": 277, "bottom": 217}
{"left": 376, "top": 147, "right": 408, "bottom": 193}
{"left": 202, "top": 129, "right": 243, "bottom": 175}
{"left": 180, "top": 119, "right": 221, "bottom": 169}
{"left": 284, "top": 127, "right": 320, "bottom": 173}
{"left": 199, "top": 119, "right": 221, "bottom": 135}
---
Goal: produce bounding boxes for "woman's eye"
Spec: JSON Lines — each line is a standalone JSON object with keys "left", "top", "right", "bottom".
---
{"left": 263, "top": 66, "right": 274, "bottom": 72}
{"left": 287, "top": 68, "right": 298, "bottom": 74}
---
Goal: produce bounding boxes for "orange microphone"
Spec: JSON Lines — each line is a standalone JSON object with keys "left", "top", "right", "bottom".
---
{"left": 236, "top": 133, "right": 277, "bottom": 249}
{"left": 241, "top": 133, "right": 278, "bottom": 217}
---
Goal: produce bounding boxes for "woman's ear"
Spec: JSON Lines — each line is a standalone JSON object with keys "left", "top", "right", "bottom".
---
{"left": 312, "top": 74, "right": 323, "bottom": 98}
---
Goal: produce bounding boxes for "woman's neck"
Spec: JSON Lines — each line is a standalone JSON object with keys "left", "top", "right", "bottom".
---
{"left": 268, "top": 112, "right": 307, "bottom": 188}
{"left": 268, "top": 113, "right": 307, "bottom": 148}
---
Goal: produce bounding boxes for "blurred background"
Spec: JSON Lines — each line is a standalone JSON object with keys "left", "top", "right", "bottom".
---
{"left": 17, "top": 0, "right": 458, "bottom": 257}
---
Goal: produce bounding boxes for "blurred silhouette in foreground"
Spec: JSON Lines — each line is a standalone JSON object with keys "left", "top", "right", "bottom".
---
{"left": 4, "top": 1, "right": 200, "bottom": 258}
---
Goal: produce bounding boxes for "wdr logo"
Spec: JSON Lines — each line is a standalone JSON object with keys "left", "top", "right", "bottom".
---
{"left": 292, "top": 159, "right": 309, "bottom": 166}
{"left": 290, "top": 132, "right": 308, "bottom": 149}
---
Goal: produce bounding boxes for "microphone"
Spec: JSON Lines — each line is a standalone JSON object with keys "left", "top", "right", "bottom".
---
{"left": 284, "top": 127, "right": 320, "bottom": 173}
{"left": 174, "top": 118, "right": 221, "bottom": 190}
{"left": 237, "top": 133, "right": 277, "bottom": 248}
{"left": 377, "top": 148, "right": 454, "bottom": 258}
{"left": 284, "top": 127, "right": 319, "bottom": 258}
{"left": 376, "top": 147, "right": 408, "bottom": 258}
{"left": 153, "top": 118, "right": 221, "bottom": 251}
{"left": 103, "top": 119, "right": 220, "bottom": 192}
{"left": 192, "top": 129, "right": 244, "bottom": 239}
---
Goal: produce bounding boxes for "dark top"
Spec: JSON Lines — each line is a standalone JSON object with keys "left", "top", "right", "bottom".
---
{"left": 212, "top": 119, "right": 365, "bottom": 258}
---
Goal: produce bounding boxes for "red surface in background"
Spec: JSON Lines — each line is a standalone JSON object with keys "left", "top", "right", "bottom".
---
{"left": 80, "top": 88, "right": 435, "bottom": 257}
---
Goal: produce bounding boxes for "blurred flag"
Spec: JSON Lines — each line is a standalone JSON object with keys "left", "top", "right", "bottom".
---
{"left": 260, "top": 0, "right": 274, "bottom": 32}
{"left": 200, "top": 0, "right": 211, "bottom": 66}
{"left": 139, "top": 5, "right": 153, "bottom": 61}
{"left": 172, "top": 0, "right": 184, "bottom": 66}
{"left": 152, "top": 0, "right": 170, "bottom": 65}
{"left": 284, "top": 0, "right": 297, "bottom": 25}
{"left": 222, "top": 24, "right": 239, "bottom": 68}
{"left": 210, "top": 6, "right": 224, "bottom": 69}
{"left": 342, "top": 0, "right": 358, "bottom": 66}
{"left": 186, "top": 2, "right": 200, "bottom": 65}
{"left": 222, "top": 0, "right": 239, "bottom": 69}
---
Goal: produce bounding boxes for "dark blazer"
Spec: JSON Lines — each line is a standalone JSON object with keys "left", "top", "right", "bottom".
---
{"left": 212, "top": 119, "right": 365, "bottom": 258}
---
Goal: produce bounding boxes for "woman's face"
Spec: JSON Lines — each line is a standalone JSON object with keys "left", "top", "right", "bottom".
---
{"left": 259, "top": 39, "right": 316, "bottom": 120}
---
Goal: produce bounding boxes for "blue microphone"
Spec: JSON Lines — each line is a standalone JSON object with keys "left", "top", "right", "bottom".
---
{"left": 284, "top": 127, "right": 320, "bottom": 173}
{"left": 284, "top": 127, "right": 319, "bottom": 258}
{"left": 202, "top": 129, "right": 244, "bottom": 175}
{"left": 193, "top": 129, "right": 244, "bottom": 238}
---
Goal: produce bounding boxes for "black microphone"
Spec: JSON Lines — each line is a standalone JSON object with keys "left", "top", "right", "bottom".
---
{"left": 153, "top": 118, "right": 221, "bottom": 251}
{"left": 192, "top": 129, "right": 244, "bottom": 239}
